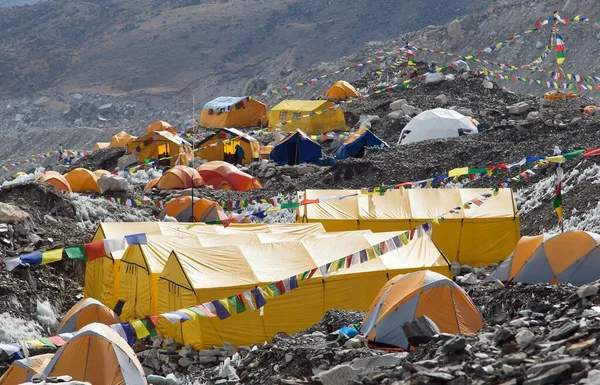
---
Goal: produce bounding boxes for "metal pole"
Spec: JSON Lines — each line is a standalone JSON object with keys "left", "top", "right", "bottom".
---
{"left": 191, "top": 95, "right": 195, "bottom": 223}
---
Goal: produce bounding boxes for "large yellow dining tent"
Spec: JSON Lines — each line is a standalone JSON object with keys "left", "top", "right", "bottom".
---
{"left": 86, "top": 222, "right": 326, "bottom": 308}
{"left": 156, "top": 231, "right": 449, "bottom": 349}
{"left": 268, "top": 100, "right": 347, "bottom": 135}
{"left": 296, "top": 188, "right": 519, "bottom": 267}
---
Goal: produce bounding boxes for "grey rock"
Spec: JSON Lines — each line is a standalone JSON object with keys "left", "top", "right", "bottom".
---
{"left": 456, "top": 108, "right": 474, "bottom": 117}
{"left": 548, "top": 322, "right": 579, "bottom": 341}
{"left": 387, "top": 111, "right": 405, "bottom": 120}
{"left": 425, "top": 72, "right": 445, "bottom": 84}
{"left": 264, "top": 168, "right": 276, "bottom": 178}
{"left": 544, "top": 119, "right": 554, "bottom": 127}
{"left": 390, "top": 99, "right": 408, "bottom": 111}
{"left": 97, "top": 175, "right": 128, "bottom": 193}
{"left": 318, "top": 364, "right": 360, "bottom": 385}
{"left": 197, "top": 356, "right": 218, "bottom": 364}
{"left": 451, "top": 261, "right": 461, "bottom": 278}
{"left": 523, "top": 363, "right": 571, "bottom": 385}
{"left": 296, "top": 166, "right": 315, "bottom": 176}
{"left": 445, "top": 74, "right": 456, "bottom": 81}
{"left": 482, "top": 80, "right": 494, "bottom": 89}
{"left": 402, "top": 315, "right": 440, "bottom": 347}
{"left": 33, "top": 96, "right": 51, "bottom": 106}
{"left": 98, "top": 103, "right": 113, "bottom": 111}
{"left": 27, "top": 233, "right": 42, "bottom": 245}
{"left": 527, "top": 111, "right": 540, "bottom": 120}
{"left": 343, "top": 337, "right": 362, "bottom": 348}
{"left": 577, "top": 285, "right": 599, "bottom": 298}
{"left": 508, "top": 102, "right": 531, "bottom": 115}
{"left": 494, "top": 328, "right": 515, "bottom": 344}
{"left": 71, "top": 93, "right": 84, "bottom": 100}
{"left": 0, "top": 203, "right": 29, "bottom": 223}
{"left": 401, "top": 104, "right": 417, "bottom": 117}
{"left": 515, "top": 329, "right": 534, "bottom": 348}
{"left": 351, "top": 353, "right": 407, "bottom": 370}
{"left": 435, "top": 94, "right": 449, "bottom": 105}
{"left": 582, "top": 369, "right": 600, "bottom": 385}
{"left": 117, "top": 154, "right": 139, "bottom": 170}
{"left": 442, "top": 336, "right": 466, "bottom": 353}
{"left": 459, "top": 273, "right": 478, "bottom": 285}
{"left": 526, "top": 358, "right": 584, "bottom": 378}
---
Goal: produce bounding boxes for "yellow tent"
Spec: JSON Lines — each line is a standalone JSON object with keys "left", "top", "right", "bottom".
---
{"left": 127, "top": 130, "right": 193, "bottom": 168}
{"left": 325, "top": 81, "right": 360, "bottom": 100}
{"left": 145, "top": 120, "right": 177, "bottom": 135}
{"left": 109, "top": 131, "right": 137, "bottom": 148}
{"left": 94, "top": 142, "right": 110, "bottom": 151}
{"left": 196, "top": 128, "right": 260, "bottom": 165}
{"left": 118, "top": 230, "right": 332, "bottom": 321}
{"left": 297, "top": 188, "right": 519, "bottom": 267}
{"left": 156, "top": 232, "right": 449, "bottom": 348}
{"left": 64, "top": 168, "right": 100, "bottom": 193}
{"left": 269, "top": 100, "right": 347, "bottom": 135}
{"left": 200, "top": 97, "right": 268, "bottom": 128}
{"left": 86, "top": 222, "right": 326, "bottom": 308}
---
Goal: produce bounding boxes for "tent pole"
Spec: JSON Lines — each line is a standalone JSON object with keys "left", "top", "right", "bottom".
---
{"left": 191, "top": 94, "right": 196, "bottom": 222}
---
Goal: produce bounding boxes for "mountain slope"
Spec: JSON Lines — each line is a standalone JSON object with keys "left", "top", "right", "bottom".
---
{"left": 0, "top": 0, "right": 490, "bottom": 99}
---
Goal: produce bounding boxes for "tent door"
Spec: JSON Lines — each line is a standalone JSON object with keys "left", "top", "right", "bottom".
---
{"left": 287, "top": 141, "right": 298, "bottom": 166}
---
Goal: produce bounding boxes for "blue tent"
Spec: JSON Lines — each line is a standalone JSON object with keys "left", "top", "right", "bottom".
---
{"left": 336, "top": 128, "right": 387, "bottom": 159}
{"left": 270, "top": 129, "right": 322, "bottom": 165}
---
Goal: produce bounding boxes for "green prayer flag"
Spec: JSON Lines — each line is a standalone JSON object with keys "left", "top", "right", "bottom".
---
{"left": 38, "top": 337, "right": 56, "bottom": 349}
{"left": 140, "top": 318, "right": 157, "bottom": 337}
{"left": 468, "top": 168, "right": 488, "bottom": 175}
{"left": 188, "top": 307, "right": 208, "bottom": 318}
{"left": 267, "top": 283, "right": 281, "bottom": 296}
{"left": 563, "top": 150, "right": 584, "bottom": 160}
{"left": 228, "top": 295, "right": 246, "bottom": 314}
{"left": 65, "top": 245, "right": 87, "bottom": 261}
{"left": 281, "top": 202, "right": 301, "bottom": 209}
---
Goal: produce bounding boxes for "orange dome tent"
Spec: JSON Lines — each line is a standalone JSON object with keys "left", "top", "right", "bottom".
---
{"left": 94, "top": 142, "right": 110, "bottom": 151}
{"left": 156, "top": 165, "right": 204, "bottom": 190}
{"left": 144, "top": 177, "right": 161, "bottom": 191}
{"left": 488, "top": 231, "right": 600, "bottom": 285}
{"left": 0, "top": 354, "right": 54, "bottom": 385}
{"left": 109, "top": 131, "right": 137, "bottom": 148}
{"left": 93, "top": 169, "right": 111, "bottom": 178}
{"left": 159, "top": 196, "right": 228, "bottom": 222}
{"left": 56, "top": 298, "right": 120, "bottom": 334}
{"left": 325, "top": 81, "right": 360, "bottom": 100}
{"left": 360, "top": 270, "right": 484, "bottom": 349}
{"left": 36, "top": 171, "right": 72, "bottom": 192}
{"left": 145, "top": 120, "right": 178, "bottom": 135}
{"left": 197, "top": 161, "right": 261, "bottom": 191}
{"left": 43, "top": 323, "right": 147, "bottom": 385}
{"left": 64, "top": 168, "right": 100, "bottom": 193}
{"left": 128, "top": 130, "right": 193, "bottom": 168}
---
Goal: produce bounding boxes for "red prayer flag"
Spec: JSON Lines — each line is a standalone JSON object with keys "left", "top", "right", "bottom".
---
{"left": 276, "top": 281, "right": 286, "bottom": 294}
{"left": 48, "top": 335, "right": 66, "bottom": 347}
{"left": 584, "top": 148, "right": 600, "bottom": 157}
{"left": 307, "top": 268, "right": 318, "bottom": 279}
{"left": 84, "top": 241, "right": 107, "bottom": 261}
{"left": 236, "top": 293, "right": 245, "bottom": 305}
{"left": 300, "top": 198, "right": 319, "bottom": 205}
{"left": 147, "top": 315, "right": 158, "bottom": 327}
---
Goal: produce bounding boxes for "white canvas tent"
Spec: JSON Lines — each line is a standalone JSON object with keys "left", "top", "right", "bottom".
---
{"left": 398, "top": 108, "right": 478, "bottom": 145}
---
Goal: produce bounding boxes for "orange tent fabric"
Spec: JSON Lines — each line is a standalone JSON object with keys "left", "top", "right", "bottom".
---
{"left": 156, "top": 165, "right": 204, "bottom": 190}
{"left": 93, "top": 169, "right": 111, "bottom": 178}
{"left": 0, "top": 354, "right": 54, "bottom": 385}
{"left": 43, "top": 323, "right": 147, "bottom": 385}
{"left": 64, "top": 168, "right": 100, "bottom": 193}
{"left": 325, "top": 81, "right": 360, "bottom": 100}
{"left": 488, "top": 231, "right": 600, "bottom": 285}
{"left": 360, "top": 270, "right": 483, "bottom": 349}
{"left": 94, "top": 142, "right": 110, "bottom": 151}
{"left": 109, "top": 131, "right": 137, "bottom": 148}
{"left": 36, "top": 171, "right": 72, "bottom": 192}
{"left": 145, "top": 120, "right": 178, "bottom": 135}
{"left": 145, "top": 177, "right": 160, "bottom": 191}
{"left": 197, "top": 161, "right": 261, "bottom": 191}
{"left": 56, "top": 298, "right": 120, "bottom": 334}
{"left": 159, "top": 196, "right": 228, "bottom": 222}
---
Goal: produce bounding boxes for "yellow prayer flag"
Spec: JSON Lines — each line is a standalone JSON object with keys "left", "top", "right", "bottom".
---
{"left": 432, "top": 218, "right": 440, "bottom": 225}
{"left": 131, "top": 319, "right": 150, "bottom": 339}
{"left": 366, "top": 247, "right": 377, "bottom": 260}
{"left": 448, "top": 167, "right": 468, "bottom": 178}
{"left": 42, "top": 249, "right": 63, "bottom": 265}
{"left": 180, "top": 309, "right": 198, "bottom": 320}
{"left": 399, "top": 232, "right": 409, "bottom": 245}
{"left": 26, "top": 339, "right": 46, "bottom": 349}
{"left": 546, "top": 155, "right": 566, "bottom": 164}
{"left": 219, "top": 299, "right": 232, "bottom": 312}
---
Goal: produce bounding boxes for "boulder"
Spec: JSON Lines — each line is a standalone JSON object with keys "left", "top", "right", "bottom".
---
{"left": 527, "top": 111, "right": 540, "bottom": 120}
{"left": 425, "top": 72, "right": 445, "bottom": 84}
{"left": 390, "top": 99, "right": 408, "bottom": 111}
{"left": 577, "top": 285, "right": 599, "bottom": 298}
{"left": 98, "top": 103, "right": 113, "bottom": 111}
{"left": 515, "top": 329, "right": 534, "bottom": 348}
{"left": 97, "top": 175, "right": 128, "bottom": 193}
{"left": 456, "top": 108, "right": 474, "bottom": 117}
{"left": 445, "top": 74, "right": 456, "bottom": 81}
{"left": 401, "top": 315, "right": 440, "bottom": 346}
{"left": 387, "top": 111, "right": 405, "bottom": 120}
{"left": 442, "top": 336, "right": 466, "bottom": 353}
{"left": 117, "top": 154, "right": 139, "bottom": 170}
{"left": 0, "top": 203, "right": 29, "bottom": 223}
{"left": 435, "top": 94, "right": 449, "bottom": 105}
{"left": 447, "top": 19, "right": 464, "bottom": 41}
{"left": 482, "top": 80, "right": 494, "bottom": 89}
{"left": 459, "top": 273, "right": 478, "bottom": 285}
{"left": 296, "top": 166, "right": 315, "bottom": 176}
{"left": 508, "top": 102, "right": 531, "bottom": 115}
{"left": 318, "top": 364, "right": 360, "bottom": 385}
{"left": 401, "top": 104, "right": 417, "bottom": 117}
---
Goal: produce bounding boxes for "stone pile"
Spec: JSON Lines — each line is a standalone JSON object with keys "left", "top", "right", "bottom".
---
{"left": 538, "top": 93, "right": 585, "bottom": 127}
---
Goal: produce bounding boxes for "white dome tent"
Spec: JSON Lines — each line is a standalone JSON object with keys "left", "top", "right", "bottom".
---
{"left": 397, "top": 108, "right": 478, "bottom": 145}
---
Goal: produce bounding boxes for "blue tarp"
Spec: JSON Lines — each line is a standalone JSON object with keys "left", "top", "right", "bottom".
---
{"left": 270, "top": 131, "right": 322, "bottom": 165}
{"left": 336, "top": 129, "right": 387, "bottom": 159}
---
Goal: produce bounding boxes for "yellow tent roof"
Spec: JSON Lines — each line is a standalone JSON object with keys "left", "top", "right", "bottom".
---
{"left": 156, "top": 231, "right": 449, "bottom": 348}
{"left": 271, "top": 100, "right": 335, "bottom": 112}
{"left": 268, "top": 100, "right": 347, "bottom": 135}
